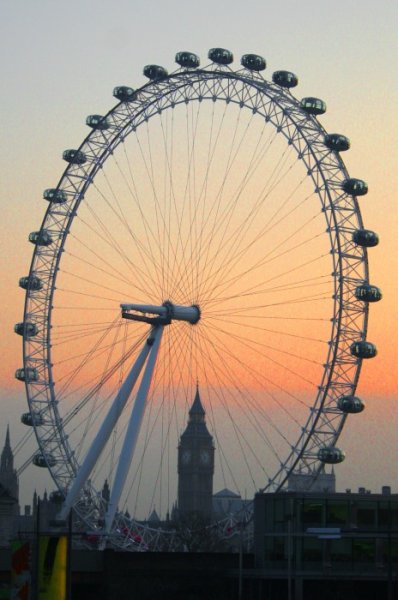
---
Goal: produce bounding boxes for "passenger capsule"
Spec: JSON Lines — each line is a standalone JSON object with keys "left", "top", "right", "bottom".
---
{"left": 143, "top": 65, "right": 168, "bottom": 80}
{"left": 19, "top": 275, "right": 43, "bottom": 291}
{"left": 33, "top": 453, "right": 56, "bottom": 468}
{"left": 352, "top": 229, "right": 379, "bottom": 248}
{"left": 342, "top": 178, "right": 368, "bottom": 196}
{"left": 63, "top": 149, "right": 87, "bottom": 165}
{"left": 355, "top": 284, "right": 382, "bottom": 303}
{"left": 86, "top": 114, "right": 109, "bottom": 130}
{"left": 300, "top": 97, "right": 327, "bottom": 115}
{"left": 113, "top": 86, "right": 136, "bottom": 102}
{"left": 15, "top": 367, "right": 38, "bottom": 382}
{"left": 272, "top": 70, "right": 298, "bottom": 88}
{"left": 350, "top": 341, "right": 377, "bottom": 359}
{"left": 14, "top": 322, "right": 39, "bottom": 337}
{"left": 21, "top": 411, "right": 44, "bottom": 427}
{"left": 43, "top": 188, "right": 67, "bottom": 203}
{"left": 28, "top": 230, "right": 53, "bottom": 246}
{"left": 241, "top": 54, "right": 266, "bottom": 72}
{"left": 337, "top": 395, "right": 365, "bottom": 414}
{"left": 318, "top": 446, "right": 345, "bottom": 464}
{"left": 208, "top": 48, "right": 233, "bottom": 65}
{"left": 175, "top": 51, "right": 200, "bottom": 68}
{"left": 324, "top": 134, "right": 350, "bottom": 152}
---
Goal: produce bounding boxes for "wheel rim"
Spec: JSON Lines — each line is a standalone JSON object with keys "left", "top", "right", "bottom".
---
{"left": 21, "top": 58, "right": 369, "bottom": 545}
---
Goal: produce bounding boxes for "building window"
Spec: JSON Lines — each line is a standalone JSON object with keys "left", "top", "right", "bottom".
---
{"left": 302, "top": 537, "right": 322, "bottom": 568}
{"left": 302, "top": 500, "right": 323, "bottom": 525}
{"left": 378, "top": 501, "right": 391, "bottom": 529}
{"left": 330, "top": 538, "right": 352, "bottom": 567}
{"left": 356, "top": 501, "right": 376, "bottom": 528}
{"left": 327, "top": 500, "right": 348, "bottom": 526}
{"left": 265, "top": 536, "right": 286, "bottom": 564}
{"left": 353, "top": 539, "right": 375, "bottom": 564}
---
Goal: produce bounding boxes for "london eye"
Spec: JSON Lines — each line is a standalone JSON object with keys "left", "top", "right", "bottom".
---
{"left": 15, "top": 49, "right": 381, "bottom": 548}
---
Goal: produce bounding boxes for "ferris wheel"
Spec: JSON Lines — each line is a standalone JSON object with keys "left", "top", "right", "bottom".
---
{"left": 16, "top": 49, "right": 381, "bottom": 547}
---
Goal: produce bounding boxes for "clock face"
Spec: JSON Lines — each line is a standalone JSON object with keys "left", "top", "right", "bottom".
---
{"left": 200, "top": 449, "right": 210, "bottom": 465}
{"left": 181, "top": 450, "right": 191, "bottom": 465}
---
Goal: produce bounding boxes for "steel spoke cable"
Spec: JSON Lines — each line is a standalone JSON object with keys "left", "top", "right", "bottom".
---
{"left": 198, "top": 321, "right": 312, "bottom": 422}
{"left": 188, "top": 101, "right": 230, "bottom": 298}
{"left": 159, "top": 104, "right": 200, "bottom": 302}
{"left": 67, "top": 234, "right": 140, "bottom": 292}
{"left": 64, "top": 250, "right": 134, "bottom": 289}
{"left": 196, "top": 127, "right": 294, "bottom": 295}
{"left": 193, "top": 328, "right": 246, "bottom": 493}
{"left": 188, "top": 324, "right": 286, "bottom": 463}
{"left": 198, "top": 155, "right": 306, "bottom": 300}
{"left": 196, "top": 123, "right": 283, "bottom": 295}
{"left": 204, "top": 290, "right": 332, "bottom": 318}
{"left": 202, "top": 273, "right": 331, "bottom": 309}
{"left": 203, "top": 252, "right": 330, "bottom": 313}
{"left": 143, "top": 118, "right": 183, "bottom": 296}
{"left": 54, "top": 327, "right": 147, "bottom": 403}
{"left": 54, "top": 322, "right": 143, "bottom": 384}
{"left": 55, "top": 287, "right": 122, "bottom": 304}
{"left": 194, "top": 327, "right": 307, "bottom": 475}
{"left": 18, "top": 332, "right": 144, "bottom": 477}
{"left": 74, "top": 326, "right": 182, "bottom": 494}
{"left": 200, "top": 192, "right": 320, "bottom": 304}
{"left": 75, "top": 317, "right": 123, "bottom": 462}
{"left": 204, "top": 315, "right": 327, "bottom": 344}
{"left": 51, "top": 325, "right": 121, "bottom": 347}
{"left": 194, "top": 328, "right": 266, "bottom": 489}
{"left": 205, "top": 318, "right": 323, "bottom": 368}
{"left": 55, "top": 330, "right": 147, "bottom": 421}
{"left": 80, "top": 200, "right": 161, "bottom": 295}
{"left": 98, "top": 151, "right": 166, "bottom": 283}
{"left": 124, "top": 325, "right": 191, "bottom": 516}
{"left": 54, "top": 314, "right": 121, "bottom": 396}
{"left": 94, "top": 161, "right": 162, "bottom": 273}
{"left": 108, "top": 321, "right": 129, "bottom": 487}
{"left": 199, "top": 319, "right": 316, "bottom": 401}
{"left": 120, "top": 144, "right": 170, "bottom": 300}
{"left": 79, "top": 193, "right": 160, "bottom": 294}
{"left": 195, "top": 110, "right": 268, "bottom": 295}
{"left": 106, "top": 147, "right": 168, "bottom": 289}
{"left": 133, "top": 125, "right": 188, "bottom": 298}
{"left": 59, "top": 269, "right": 136, "bottom": 300}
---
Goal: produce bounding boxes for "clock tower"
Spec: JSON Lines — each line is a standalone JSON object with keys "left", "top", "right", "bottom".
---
{"left": 177, "top": 386, "right": 214, "bottom": 520}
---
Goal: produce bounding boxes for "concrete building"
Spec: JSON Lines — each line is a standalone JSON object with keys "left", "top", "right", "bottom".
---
{"left": 254, "top": 487, "right": 398, "bottom": 599}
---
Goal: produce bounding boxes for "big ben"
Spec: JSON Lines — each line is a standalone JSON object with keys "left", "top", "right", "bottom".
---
{"left": 177, "top": 386, "right": 214, "bottom": 520}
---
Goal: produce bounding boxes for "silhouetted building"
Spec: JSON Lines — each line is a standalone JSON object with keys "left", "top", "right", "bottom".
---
{"left": 254, "top": 487, "right": 398, "bottom": 599}
{"left": 177, "top": 386, "right": 214, "bottom": 520}
{"left": 0, "top": 427, "right": 19, "bottom": 546}
{"left": 0, "top": 426, "right": 18, "bottom": 503}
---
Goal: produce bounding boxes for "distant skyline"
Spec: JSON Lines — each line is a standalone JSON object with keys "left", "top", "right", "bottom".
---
{"left": 1, "top": 0, "right": 397, "bottom": 511}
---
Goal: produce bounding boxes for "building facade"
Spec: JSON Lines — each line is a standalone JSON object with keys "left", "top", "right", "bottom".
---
{"left": 254, "top": 488, "right": 398, "bottom": 598}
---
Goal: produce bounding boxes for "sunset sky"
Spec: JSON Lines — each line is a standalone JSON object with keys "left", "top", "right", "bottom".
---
{"left": 1, "top": 0, "right": 397, "bottom": 512}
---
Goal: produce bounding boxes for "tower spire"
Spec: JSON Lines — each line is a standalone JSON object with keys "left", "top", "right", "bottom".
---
{"left": 1, "top": 425, "right": 13, "bottom": 472}
{"left": 189, "top": 384, "right": 205, "bottom": 419}
{"left": 0, "top": 426, "right": 18, "bottom": 502}
{"left": 5, "top": 425, "right": 10, "bottom": 449}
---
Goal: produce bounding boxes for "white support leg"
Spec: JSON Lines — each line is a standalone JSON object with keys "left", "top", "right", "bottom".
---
{"left": 104, "top": 325, "right": 164, "bottom": 533}
{"left": 58, "top": 328, "right": 156, "bottom": 520}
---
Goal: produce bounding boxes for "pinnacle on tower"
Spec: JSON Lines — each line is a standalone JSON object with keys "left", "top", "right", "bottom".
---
{"left": 0, "top": 426, "right": 19, "bottom": 502}
{"left": 189, "top": 384, "right": 205, "bottom": 418}
{"left": 1, "top": 425, "right": 14, "bottom": 472}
